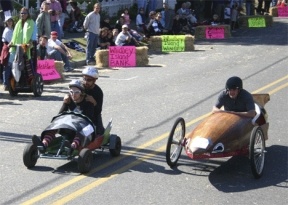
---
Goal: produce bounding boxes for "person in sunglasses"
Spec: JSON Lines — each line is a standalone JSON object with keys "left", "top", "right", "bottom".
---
{"left": 32, "top": 79, "right": 95, "bottom": 152}
{"left": 212, "top": 76, "right": 256, "bottom": 118}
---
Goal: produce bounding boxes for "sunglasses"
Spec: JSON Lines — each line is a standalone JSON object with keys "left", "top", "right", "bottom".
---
{"left": 82, "top": 77, "right": 94, "bottom": 82}
{"left": 20, "top": 12, "right": 28, "bottom": 15}
{"left": 69, "top": 90, "right": 81, "bottom": 95}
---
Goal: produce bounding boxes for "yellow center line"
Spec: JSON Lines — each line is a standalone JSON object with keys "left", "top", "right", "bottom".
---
{"left": 51, "top": 145, "right": 167, "bottom": 205}
{"left": 21, "top": 76, "right": 288, "bottom": 205}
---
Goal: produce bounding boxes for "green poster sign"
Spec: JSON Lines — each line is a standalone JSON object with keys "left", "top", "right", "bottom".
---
{"left": 162, "top": 35, "right": 185, "bottom": 52}
{"left": 248, "top": 17, "right": 266, "bottom": 28}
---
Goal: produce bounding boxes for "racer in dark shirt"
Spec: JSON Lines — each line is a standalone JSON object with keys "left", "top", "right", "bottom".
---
{"left": 212, "top": 76, "right": 256, "bottom": 118}
{"left": 82, "top": 67, "right": 105, "bottom": 135}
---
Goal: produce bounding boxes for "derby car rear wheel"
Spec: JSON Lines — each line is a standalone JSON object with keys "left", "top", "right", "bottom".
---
{"left": 32, "top": 73, "right": 44, "bottom": 97}
{"left": 166, "top": 117, "right": 185, "bottom": 167}
{"left": 23, "top": 143, "right": 39, "bottom": 168}
{"left": 78, "top": 148, "right": 93, "bottom": 173}
{"left": 249, "top": 126, "right": 266, "bottom": 179}
{"left": 8, "top": 78, "right": 18, "bottom": 96}
{"left": 109, "top": 135, "right": 122, "bottom": 157}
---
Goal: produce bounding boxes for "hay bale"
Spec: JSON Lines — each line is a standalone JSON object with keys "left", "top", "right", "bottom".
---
{"left": 54, "top": 61, "right": 65, "bottom": 80}
{"left": 238, "top": 15, "right": 273, "bottom": 28}
{"left": 149, "top": 35, "right": 195, "bottom": 52}
{"left": 96, "top": 46, "right": 149, "bottom": 68}
{"left": 96, "top": 49, "right": 109, "bottom": 68}
{"left": 194, "top": 25, "right": 231, "bottom": 39}
{"left": 270, "top": 7, "right": 278, "bottom": 17}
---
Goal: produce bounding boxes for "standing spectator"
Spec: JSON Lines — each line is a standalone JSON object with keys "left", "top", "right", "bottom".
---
{"left": 161, "top": 2, "right": 175, "bottom": 33}
{"left": 48, "top": 0, "right": 62, "bottom": 40}
{"left": 122, "top": 8, "right": 131, "bottom": 26}
{"left": 245, "top": 0, "right": 253, "bottom": 16}
{"left": 37, "top": 35, "right": 48, "bottom": 60}
{"left": 256, "top": 0, "right": 265, "bottom": 14}
{"left": 137, "top": 0, "right": 147, "bottom": 13}
{"left": 68, "top": 0, "right": 83, "bottom": 32}
{"left": 231, "top": 2, "right": 239, "bottom": 31}
{"left": 47, "top": 31, "right": 73, "bottom": 72}
{"left": 148, "top": 0, "right": 157, "bottom": 13}
{"left": 0, "top": 16, "right": 14, "bottom": 91}
{"left": 59, "top": 0, "right": 67, "bottom": 38}
{"left": 264, "top": 0, "right": 272, "bottom": 14}
{"left": 136, "top": 7, "right": 146, "bottom": 33}
{"left": 36, "top": 0, "right": 51, "bottom": 39}
{"left": 9, "top": 7, "right": 35, "bottom": 61}
{"left": 223, "top": 3, "right": 231, "bottom": 24}
{"left": 83, "top": 3, "right": 101, "bottom": 65}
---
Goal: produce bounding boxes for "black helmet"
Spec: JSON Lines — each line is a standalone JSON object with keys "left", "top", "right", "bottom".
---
{"left": 225, "top": 76, "right": 243, "bottom": 90}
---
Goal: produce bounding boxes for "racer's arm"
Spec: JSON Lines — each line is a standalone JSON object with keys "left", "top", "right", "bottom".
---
{"left": 85, "top": 94, "right": 97, "bottom": 106}
{"left": 228, "top": 110, "right": 256, "bottom": 118}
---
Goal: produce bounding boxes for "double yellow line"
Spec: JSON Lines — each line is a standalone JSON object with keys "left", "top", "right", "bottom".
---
{"left": 21, "top": 75, "right": 288, "bottom": 205}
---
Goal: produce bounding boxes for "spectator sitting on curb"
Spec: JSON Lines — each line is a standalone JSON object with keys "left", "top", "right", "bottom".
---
{"left": 47, "top": 31, "right": 73, "bottom": 72}
{"left": 115, "top": 24, "right": 139, "bottom": 46}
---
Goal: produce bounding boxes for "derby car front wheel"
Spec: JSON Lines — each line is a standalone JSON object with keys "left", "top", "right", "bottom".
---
{"left": 109, "top": 135, "right": 122, "bottom": 157}
{"left": 23, "top": 143, "right": 39, "bottom": 168}
{"left": 78, "top": 148, "right": 93, "bottom": 173}
{"left": 249, "top": 126, "right": 266, "bottom": 179}
{"left": 166, "top": 117, "right": 185, "bottom": 167}
{"left": 32, "top": 73, "right": 44, "bottom": 97}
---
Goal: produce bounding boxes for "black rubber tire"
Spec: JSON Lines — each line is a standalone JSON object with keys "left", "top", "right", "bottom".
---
{"left": 23, "top": 143, "right": 39, "bottom": 168}
{"left": 32, "top": 73, "right": 44, "bottom": 97}
{"left": 166, "top": 117, "right": 185, "bottom": 167}
{"left": 78, "top": 148, "right": 93, "bottom": 173}
{"left": 249, "top": 126, "right": 266, "bottom": 179}
{"left": 8, "top": 78, "right": 18, "bottom": 96}
{"left": 109, "top": 135, "right": 122, "bottom": 157}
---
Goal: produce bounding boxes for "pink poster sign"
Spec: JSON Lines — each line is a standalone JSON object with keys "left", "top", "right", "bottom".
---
{"left": 109, "top": 46, "right": 136, "bottom": 67}
{"left": 205, "top": 27, "right": 225, "bottom": 39}
{"left": 278, "top": 7, "right": 288, "bottom": 17}
{"left": 37, "top": 59, "right": 61, "bottom": 81}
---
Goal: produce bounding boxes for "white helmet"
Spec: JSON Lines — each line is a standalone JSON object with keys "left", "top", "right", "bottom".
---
{"left": 82, "top": 67, "right": 99, "bottom": 79}
{"left": 69, "top": 79, "right": 84, "bottom": 91}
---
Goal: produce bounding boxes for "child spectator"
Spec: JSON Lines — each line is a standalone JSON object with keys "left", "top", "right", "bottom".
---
{"left": 37, "top": 35, "right": 49, "bottom": 60}
{"left": 136, "top": 7, "right": 146, "bottom": 33}
{"left": 122, "top": 8, "right": 131, "bottom": 25}
{"left": 224, "top": 3, "right": 231, "bottom": 25}
{"left": 0, "top": 16, "right": 14, "bottom": 91}
{"left": 231, "top": 3, "right": 239, "bottom": 32}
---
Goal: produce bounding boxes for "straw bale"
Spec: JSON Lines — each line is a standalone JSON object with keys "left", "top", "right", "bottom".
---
{"left": 270, "top": 7, "right": 278, "bottom": 17}
{"left": 96, "top": 47, "right": 149, "bottom": 68}
{"left": 194, "top": 25, "right": 231, "bottom": 39}
{"left": 54, "top": 61, "right": 65, "bottom": 80}
{"left": 238, "top": 15, "right": 273, "bottom": 28}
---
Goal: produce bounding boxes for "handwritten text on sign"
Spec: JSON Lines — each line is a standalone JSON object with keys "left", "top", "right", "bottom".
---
{"left": 278, "top": 7, "right": 288, "bottom": 17}
{"left": 248, "top": 17, "right": 266, "bottom": 27}
{"left": 205, "top": 27, "right": 225, "bottom": 39}
{"left": 162, "top": 35, "right": 185, "bottom": 52}
{"left": 37, "top": 59, "right": 61, "bottom": 80}
{"left": 109, "top": 46, "right": 136, "bottom": 67}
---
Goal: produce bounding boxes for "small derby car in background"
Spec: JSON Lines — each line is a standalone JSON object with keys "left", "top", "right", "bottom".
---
{"left": 23, "top": 111, "right": 121, "bottom": 173}
{"left": 166, "top": 94, "right": 270, "bottom": 179}
{"left": 9, "top": 43, "right": 44, "bottom": 97}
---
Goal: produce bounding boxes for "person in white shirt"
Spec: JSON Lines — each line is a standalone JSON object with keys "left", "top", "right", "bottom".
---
{"left": 115, "top": 25, "right": 138, "bottom": 46}
{"left": 47, "top": 31, "right": 73, "bottom": 72}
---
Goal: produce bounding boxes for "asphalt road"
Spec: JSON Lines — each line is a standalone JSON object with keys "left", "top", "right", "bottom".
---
{"left": 0, "top": 18, "right": 287, "bottom": 205}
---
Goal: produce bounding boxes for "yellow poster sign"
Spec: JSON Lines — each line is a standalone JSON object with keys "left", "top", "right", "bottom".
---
{"left": 248, "top": 17, "right": 266, "bottom": 28}
{"left": 162, "top": 35, "right": 185, "bottom": 52}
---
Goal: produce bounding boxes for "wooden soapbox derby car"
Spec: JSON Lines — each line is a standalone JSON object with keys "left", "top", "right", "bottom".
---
{"left": 23, "top": 111, "right": 121, "bottom": 173}
{"left": 166, "top": 94, "right": 270, "bottom": 179}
